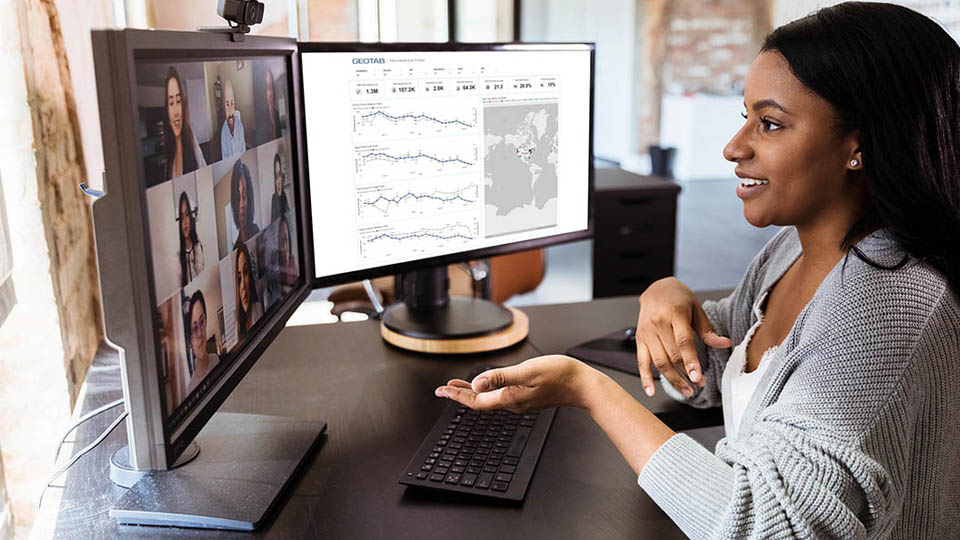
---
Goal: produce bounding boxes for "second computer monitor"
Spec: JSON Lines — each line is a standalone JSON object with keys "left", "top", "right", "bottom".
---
{"left": 301, "top": 43, "right": 594, "bottom": 286}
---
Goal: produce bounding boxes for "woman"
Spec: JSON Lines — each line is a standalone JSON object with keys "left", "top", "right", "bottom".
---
{"left": 435, "top": 4, "right": 960, "bottom": 538}
{"left": 235, "top": 243, "right": 263, "bottom": 339}
{"left": 177, "top": 191, "right": 204, "bottom": 287}
{"left": 270, "top": 151, "right": 289, "bottom": 222}
{"left": 231, "top": 159, "right": 260, "bottom": 250}
{"left": 163, "top": 66, "right": 206, "bottom": 180}
{"left": 276, "top": 216, "right": 296, "bottom": 287}
{"left": 185, "top": 290, "right": 219, "bottom": 395}
{"left": 264, "top": 69, "right": 282, "bottom": 140}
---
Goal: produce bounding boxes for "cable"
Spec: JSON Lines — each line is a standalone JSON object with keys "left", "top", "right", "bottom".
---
{"left": 53, "top": 398, "right": 124, "bottom": 463}
{"left": 37, "top": 409, "right": 128, "bottom": 511}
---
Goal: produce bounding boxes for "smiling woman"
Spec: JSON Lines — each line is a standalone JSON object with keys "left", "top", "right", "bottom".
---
{"left": 436, "top": 3, "right": 960, "bottom": 538}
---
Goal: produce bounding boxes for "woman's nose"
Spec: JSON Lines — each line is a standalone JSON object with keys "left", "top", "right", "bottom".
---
{"left": 723, "top": 125, "right": 752, "bottom": 163}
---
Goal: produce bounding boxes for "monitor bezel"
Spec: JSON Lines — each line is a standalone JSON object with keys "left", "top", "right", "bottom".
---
{"left": 297, "top": 42, "right": 596, "bottom": 289}
{"left": 92, "top": 29, "right": 314, "bottom": 469}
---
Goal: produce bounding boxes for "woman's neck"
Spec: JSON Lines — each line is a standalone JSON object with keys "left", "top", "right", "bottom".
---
{"left": 184, "top": 234, "right": 192, "bottom": 251}
{"left": 173, "top": 137, "right": 183, "bottom": 176}
{"left": 195, "top": 353, "right": 209, "bottom": 376}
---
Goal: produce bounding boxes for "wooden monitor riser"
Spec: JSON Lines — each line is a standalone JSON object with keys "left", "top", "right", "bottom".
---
{"left": 380, "top": 306, "right": 529, "bottom": 354}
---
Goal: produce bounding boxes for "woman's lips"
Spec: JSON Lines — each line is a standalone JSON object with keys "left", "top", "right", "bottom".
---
{"left": 736, "top": 178, "right": 769, "bottom": 199}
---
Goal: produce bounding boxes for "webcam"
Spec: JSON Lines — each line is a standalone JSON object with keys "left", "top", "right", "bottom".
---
{"left": 201, "top": 0, "right": 265, "bottom": 42}
{"left": 217, "top": 0, "right": 264, "bottom": 27}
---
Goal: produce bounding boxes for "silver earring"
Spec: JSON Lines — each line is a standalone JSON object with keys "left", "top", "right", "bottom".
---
{"left": 851, "top": 159, "right": 859, "bottom": 167}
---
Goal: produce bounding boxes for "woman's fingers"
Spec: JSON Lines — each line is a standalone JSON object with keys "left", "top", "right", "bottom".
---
{"left": 648, "top": 333, "right": 695, "bottom": 398}
{"left": 672, "top": 318, "right": 704, "bottom": 387}
{"left": 636, "top": 341, "right": 656, "bottom": 397}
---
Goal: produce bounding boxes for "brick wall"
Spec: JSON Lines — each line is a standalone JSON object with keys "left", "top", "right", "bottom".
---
{"left": 633, "top": 0, "right": 772, "bottom": 152}
{"left": 18, "top": 0, "right": 104, "bottom": 405}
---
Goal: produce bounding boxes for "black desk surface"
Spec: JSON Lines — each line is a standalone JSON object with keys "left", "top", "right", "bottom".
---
{"left": 38, "top": 295, "right": 727, "bottom": 539}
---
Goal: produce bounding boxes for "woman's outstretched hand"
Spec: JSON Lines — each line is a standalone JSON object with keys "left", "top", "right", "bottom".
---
{"left": 636, "top": 277, "right": 732, "bottom": 398}
{"left": 434, "top": 355, "right": 596, "bottom": 412}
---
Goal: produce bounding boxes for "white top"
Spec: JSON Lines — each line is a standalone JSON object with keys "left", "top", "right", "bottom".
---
{"left": 220, "top": 111, "right": 246, "bottom": 158}
{"left": 720, "top": 291, "right": 778, "bottom": 439}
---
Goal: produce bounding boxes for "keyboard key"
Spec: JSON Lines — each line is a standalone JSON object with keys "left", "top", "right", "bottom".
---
{"left": 461, "top": 473, "right": 477, "bottom": 487}
{"left": 506, "top": 427, "right": 531, "bottom": 457}
{"left": 503, "top": 457, "right": 520, "bottom": 466}
{"left": 499, "top": 465, "right": 516, "bottom": 474}
{"left": 424, "top": 458, "right": 437, "bottom": 465}
{"left": 466, "top": 466, "right": 481, "bottom": 474}
{"left": 454, "top": 459, "right": 469, "bottom": 467}
{"left": 445, "top": 473, "right": 462, "bottom": 484}
{"left": 491, "top": 481, "right": 509, "bottom": 492}
{"left": 428, "top": 452, "right": 440, "bottom": 459}
{"left": 483, "top": 465, "right": 498, "bottom": 473}
{"left": 435, "top": 466, "right": 449, "bottom": 475}
{"left": 495, "top": 473, "right": 513, "bottom": 483}
{"left": 416, "top": 472, "right": 428, "bottom": 480}
{"left": 451, "top": 466, "right": 465, "bottom": 474}
{"left": 421, "top": 464, "right": 433, "bottom": 471}
{"left": 429, "top": 473, "right": 445, "bottom": 482}
{"left": 476, "top": 472, "right": 494, "bottom": 489}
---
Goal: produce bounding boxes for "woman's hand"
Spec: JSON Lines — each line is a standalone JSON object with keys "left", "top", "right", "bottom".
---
{"left": 637, "top": 277, "right": 732, "bottom": 398}
{"left": 434, "top": 355, "right": 598, "bottom": 412}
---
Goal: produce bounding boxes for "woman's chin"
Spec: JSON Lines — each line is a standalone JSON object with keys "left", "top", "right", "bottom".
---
{"left": 742, "top": 207, "right": 774, "bottom": 229}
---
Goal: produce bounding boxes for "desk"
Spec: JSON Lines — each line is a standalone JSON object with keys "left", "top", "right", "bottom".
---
{"left": 35, "top": 295, "right": 726, "bottom": 539}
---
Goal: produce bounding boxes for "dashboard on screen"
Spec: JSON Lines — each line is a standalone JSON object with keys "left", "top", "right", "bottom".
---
{"left": 301, "top": 47, "right": 592, "bottom": 281}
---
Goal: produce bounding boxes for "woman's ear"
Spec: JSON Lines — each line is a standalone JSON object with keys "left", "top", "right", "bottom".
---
{"left": 847, "top": 132, "right": 863, "bottom": 171}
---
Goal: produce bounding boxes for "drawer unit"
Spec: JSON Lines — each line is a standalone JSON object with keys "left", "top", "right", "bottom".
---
{"left": 592, "top": 168, "right": 680, "bottom": 298}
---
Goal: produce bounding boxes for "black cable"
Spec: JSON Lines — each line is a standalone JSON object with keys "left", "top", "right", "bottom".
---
{"left": 37, "top": 410, "right": 128, "bottom": 511}
{"left": 53, "top": 398, "right": 124, "bottom": 463}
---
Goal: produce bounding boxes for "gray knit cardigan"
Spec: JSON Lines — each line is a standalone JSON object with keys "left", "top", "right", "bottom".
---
{"left": 638, "top": 227, "right": 960, "bottom": 539}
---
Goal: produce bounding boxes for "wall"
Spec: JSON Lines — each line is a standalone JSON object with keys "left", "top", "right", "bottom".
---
{"left": 522, "top": 0, "right": 637, "bottom": 163}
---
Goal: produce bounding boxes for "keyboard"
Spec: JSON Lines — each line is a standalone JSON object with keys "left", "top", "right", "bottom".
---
{"left": 399, "top": 369, "right": 556, "bottom": 502}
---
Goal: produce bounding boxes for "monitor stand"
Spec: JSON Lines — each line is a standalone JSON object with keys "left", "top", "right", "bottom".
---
{"left": 380, "top": 267, "right": 529, "bottom": 353}
{"left": 109, "top": 412, "right": 326, "bottom": 531}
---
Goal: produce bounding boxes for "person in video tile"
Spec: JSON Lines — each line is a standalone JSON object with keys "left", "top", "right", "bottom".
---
{"left": 231, "top": 159, "right": 260, "bottom": 250}
{"left": 264, "top": 69, "right": 281, "bottom": 141}
{"left": 270, "top": 152, "right": 288, "bottom": 222}
{"left": 177, "top": 191, "right": 205, "bottom": 286}
{"left": 277, "top": 215, "right": 297, "bottom": 287}
{"left": 164, "top": 67, "right": 207, "bottom": 180}
{"left": 235, "top": 243, "right": 263, "bottom": 339}
{"left": 220, "top": 79, "right": 246, "bottom": 158}
{"left": 186, "top": 290, "right": 218, "bottom": 395}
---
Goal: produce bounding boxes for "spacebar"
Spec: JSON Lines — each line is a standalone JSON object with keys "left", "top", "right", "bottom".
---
{"left": 506, "top": 427, "right": 532, "bottom": 458}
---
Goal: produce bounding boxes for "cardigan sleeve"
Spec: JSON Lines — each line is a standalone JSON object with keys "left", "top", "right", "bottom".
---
{"left": 638, "top": 271, "right": 951, "bottom": 539}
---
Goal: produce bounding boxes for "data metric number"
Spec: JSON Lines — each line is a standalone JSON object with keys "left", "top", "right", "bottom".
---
{"left": 392, "top": 82, "right": 417, "bottom": 95}
{"left": 354, "top": 82, "right": 382, "bottom": 97}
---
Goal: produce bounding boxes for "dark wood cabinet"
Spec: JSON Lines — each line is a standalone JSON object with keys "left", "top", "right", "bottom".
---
{"left": 592, "top": 167, "right": 680, "bottom": 298}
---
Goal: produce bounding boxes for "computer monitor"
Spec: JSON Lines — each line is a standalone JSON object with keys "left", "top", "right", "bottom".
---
{"left": 91, "top": 29, "right": 324, "bottom": 529}
{"left": 300, "top": 43, "right": 594, "bottom": 339}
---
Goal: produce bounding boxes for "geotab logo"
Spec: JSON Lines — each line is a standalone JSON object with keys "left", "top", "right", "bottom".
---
{"left": 352, "top": 58, "right": 385, "bottom": 64}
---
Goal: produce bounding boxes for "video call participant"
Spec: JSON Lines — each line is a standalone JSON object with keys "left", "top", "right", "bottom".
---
{"left": 177, "top": 191, "right": 204, "bottom": 287}
{"left": 185, "top": 290, "right": 219, "bottom": 395}
{"left": 270, "top": 152, "right": 288, "bottom": 222}
{"left": 264, "top": 70, "right": 281, "bottom": 140}
{"left": 220, "top": 79, "right": 246, "bottom": 158}
{"left": 277, "top": 216, "right": 296, "bottom": 287}
{"left": 235, "top": 243, "right": 263, "bottom": 339}
{"left": 164, "top": 67, "right": 206, "bottom": 180}
{"left": 231, "top": 160, "right": 260, "bottom": 250}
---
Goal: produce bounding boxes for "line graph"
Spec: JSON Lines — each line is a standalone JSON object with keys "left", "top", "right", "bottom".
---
{"left": 358, "top": 217, "right": 479, "bottom": 262}
{"left": 352, "top": 100, "right": 477, "bottom": 140}
{"left": 354, "top": 139, "right": 477, "bottom": 183}
{"left": 357, "top": 179, "right": 479, "bottom": 222}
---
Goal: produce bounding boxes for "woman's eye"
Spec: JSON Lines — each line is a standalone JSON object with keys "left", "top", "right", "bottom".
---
{"left": 759, "top": 118, "right": 783, "bottom": 132}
